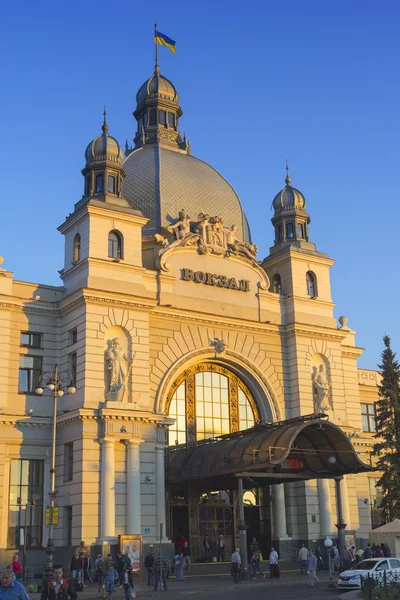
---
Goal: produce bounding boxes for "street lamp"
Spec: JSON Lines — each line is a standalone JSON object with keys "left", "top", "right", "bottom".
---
{"left": 35, "top": 364, "right": 76, "bottom": 581}
{"left": 324, "top": 537, "right": 335, "bottom": 588}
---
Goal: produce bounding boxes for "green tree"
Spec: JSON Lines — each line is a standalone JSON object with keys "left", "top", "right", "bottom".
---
{"left": 373, "top": 335, "right": 400, "bottom": 522}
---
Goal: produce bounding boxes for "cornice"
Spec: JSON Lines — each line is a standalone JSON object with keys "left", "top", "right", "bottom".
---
{"left": 0, "top": 413, "right": 51, "bottom": 428}
{"left": 262, "top": 246, "right": 335, "bottom": 268}
{"left": 283, "top": 322, "right": 349, "bottom": 341}
{"left": 56, "top": 407, "right": 169, "bottom": 427}
{"left": 82, "top": 288, "right": 156, "bottom": 311}
{"left": 341, "top": 345, "right": 364, "bottom": 358}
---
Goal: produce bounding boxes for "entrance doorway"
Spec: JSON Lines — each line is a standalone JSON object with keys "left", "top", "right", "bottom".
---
{"left": 171, "top": 505, "right": 189, "bottom": 550}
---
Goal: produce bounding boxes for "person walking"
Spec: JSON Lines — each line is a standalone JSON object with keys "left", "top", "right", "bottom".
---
{"left": 144, "top": 550, "right": 154, "bottom": 586}
{"left": 315, "top": 546, "right": 323, "bottom": 570}
{"left": 364, "top": 544, "right": 372, "bottom": 559}
{"left": 122, "top": 568, "right": 135, "bottom": 600}
{"left": 269, "top": 547, "right": 280, "bottom": 579}
{"left": 40, "top": 565, "right": 77, "bottom": 600}
{"left": 0, "top": 569, "right": 30, "bottom": 600}
{"left": 248, "top": 549, "right": 258, "bottom": 579}
{"left": 153, "top": 553, "right": 168, "bottom": 592}
{"left": 104, "top": 565, "right": 118, "bottom": 600}
{"left": 174, "top": 551, "right": 184, "bottom": 581}
{"left": 203, "top": 536, "right": 212, "bottom": 562}
{"left": 307, "top": 551, "right": 320, "bottom": 587}
{"left": 330, "top": 544, "right": 340, "bottom": 574}
{"left": 216, "top": 535, "right": 225, "bottom": 562}
{"left": 94, "top": 553, "right": 104, "bottom": 591}
{"left": 182, "top": 542, "right": 191, "bottom": 570}
{"left": 298, "top": 544, "right": 309, "bottom": 574}
{"left": 70, "top": 551, "right": 84, "bottom": 588}
{"left": 231, "top": 548, "right": 241, "bottom": 584}
{"left": 384, "top": 543, "right": 391, "bottom": 557}
{"left": 11, "top": 556, "right": 22, "bottom": 584}
{"left": 177, "top": 536, "right": 187, "bottom": 550}
{"left": 374, "top": 545, "right": 384, "bottom": 558}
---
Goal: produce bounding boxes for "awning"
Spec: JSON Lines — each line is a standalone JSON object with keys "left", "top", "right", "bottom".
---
{"left": 167, "top": 414, "right": 371, "bottom": 486}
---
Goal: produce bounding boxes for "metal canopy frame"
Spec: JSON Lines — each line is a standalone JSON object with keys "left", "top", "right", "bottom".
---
{"left": 167, "top": 414, "right": 372, "bottom": 487}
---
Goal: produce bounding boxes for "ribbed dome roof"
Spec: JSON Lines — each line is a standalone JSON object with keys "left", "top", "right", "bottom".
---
{"left": 85, "top": 133, "right": 124, "bottom": 164}
{"left": 136, "top": 72, "right": 178, "bottom": 106}
{"left": 272, "top": 176, "right": 306, "bottom": 214}
{"left": 123, "top": 145, "right": 250, "bottom": 241}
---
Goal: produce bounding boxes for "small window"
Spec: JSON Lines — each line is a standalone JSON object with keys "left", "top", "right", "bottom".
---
{"left": 69, "top": 328, "right": 78, "bottom": 345}
{"left": 20, "top": 332, "right": 42, "bottom": 348}
{"left": 143, "top": 112, "right": 148, "bottom": 127}
{"left": 84, "top": 176, "right": 91, "bottom": 196}
{"left": 297, "top": 223, "right": 304, "bottom": 238}
{"left": 361, "top": 403, "right": 376, "bottom": 433}
{"left": 286, "top": 223, "right": 294, "bottom": 239}
{"left": 64, "top": 443, "right": 73, "bottom": 482}
{"left": 149, "top": 109, "right": 157, "bottom": 125}
{"left": 64, "top": 506, "right": 73, "bottom": 546}
{"left": 108, "top": 230, "right": 122, "bottom": 259}
{"left": 306, "top": 271, "right": 317, "bottom": 296}
{"left": 19, "top": 356, "right": 42, "bottom": 394}
{"left": 376, "top": 561, "right": 389, "bottom": 571}
{"left": 96, "top": 174, "right": 104, "bottom": 193}
{"left": 73, "top": 233, "right": 81, "bottom": 263}
{"left": 391, "top": 559, "right": 400, "bottom": 569}
{"left": 69, "top": 352, "right": 77, "bottom": 385}
{"left": 108, "top": 176, "right": 116, "bottom": 194}
{"left": 272, "top": 274, "right": 282, "bottom": 294}
{"left": 168, "top": 113, "right": 175, "bottom": 128}
{"left": 159, "top": 110, "right": 166, "bottom": 125}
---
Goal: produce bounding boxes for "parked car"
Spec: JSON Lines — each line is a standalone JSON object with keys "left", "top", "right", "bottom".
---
{"left": 337, "top": 558, "right": 400, "bottom": 589}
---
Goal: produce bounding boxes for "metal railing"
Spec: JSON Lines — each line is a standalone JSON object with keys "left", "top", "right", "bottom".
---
{"left": 361, "top": 571, "right": 400, "bottom": 599}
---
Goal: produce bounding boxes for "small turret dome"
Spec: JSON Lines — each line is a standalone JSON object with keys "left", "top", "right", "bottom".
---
{"left": 85, "top": 109, "right": 124, "bottom": 165}
{"left": 272, "top": 168, "right": 306, "bottom": 214}
{"left": 136, "top": 71, "right": 178, "bottom": 106}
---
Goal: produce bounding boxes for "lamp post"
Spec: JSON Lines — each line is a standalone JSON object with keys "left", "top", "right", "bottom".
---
{"left": 35, "top": 364, "right": 76, "bottom": 581}
{"left": 324, "top": 537, "right": 334, "bottom": 588}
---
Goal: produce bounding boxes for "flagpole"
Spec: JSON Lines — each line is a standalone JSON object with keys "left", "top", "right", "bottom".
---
{"left": 154, "top": 23, "right": 159, "bottom": 73}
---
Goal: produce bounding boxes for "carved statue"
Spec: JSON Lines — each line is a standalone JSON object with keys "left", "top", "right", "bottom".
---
{"left": 209, "top": 338, "right": 227, "bottom": 357}
{"left": 166, "top": 209, "right": 208, "bottom": 248}
{"left": 312, "top": 364, "right": 331, "bottom": 413}
{"left": 225, "top": 225, "right": 258, "bottom": 261}
{"left": 105, "top": 337, "right": 129, "bottom": 398}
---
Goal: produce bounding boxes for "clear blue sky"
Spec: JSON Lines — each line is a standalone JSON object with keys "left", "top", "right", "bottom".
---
{"left": 1, "top": 0, "right": 399, "bottom": 369}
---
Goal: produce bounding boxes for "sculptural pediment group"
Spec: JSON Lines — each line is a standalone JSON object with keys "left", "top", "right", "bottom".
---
{"left": 154, "top": 209, "right": 258, "bottom": 271}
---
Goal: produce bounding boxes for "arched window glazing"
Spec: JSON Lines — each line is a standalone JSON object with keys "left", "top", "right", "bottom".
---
{"left": 286, "top": 223, "right": 294, "bottom": 239}
{"left": 166, "top": 363, "right": 260, "bottom": 446}
{"left": 272, "top": 274, "right": 282, "bottom": 294}
{"left": 108, "top": 230, "right": 122, "bottom": 259}
{"left": 306, "top": 271, "right": 317, "bottom": 296}
{"left": 73, "top": 233, "right": 81, "bottom": 263}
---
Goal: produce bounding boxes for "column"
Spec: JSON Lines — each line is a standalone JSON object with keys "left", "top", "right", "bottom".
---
{"left": 318, "top": 479, "right": 333, "bottom": 536}
{"left": 155, "top": 445, "right": 166, "bottom": 539}
{"left": 100, "top": 438, "right": 116, "bottom": 539}
{"left": 335, "top": 477, "right": 347, "bottom": 556}
{"left": 237, "top": 477, "right": 248, "bottom": 578}
{"left": 271, "top": 484, "right": 288, "bottom": 538}
{"left": 339, "top": 476, "right": 351, "bottom": 528}
{"left": 126, "top": 439, "right": 142, "bottom": 534}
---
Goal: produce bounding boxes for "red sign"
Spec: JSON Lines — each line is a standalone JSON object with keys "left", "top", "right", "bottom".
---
{"left": 287, "top": 459, "right": 301, "bottom": 469}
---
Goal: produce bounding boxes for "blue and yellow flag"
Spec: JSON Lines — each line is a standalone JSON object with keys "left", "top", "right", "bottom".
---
{"left": 154, "top": 30, "right": 176, "bottom": 54}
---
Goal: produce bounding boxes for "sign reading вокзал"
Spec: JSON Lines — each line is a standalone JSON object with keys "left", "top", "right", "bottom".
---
{"left": 181, "top": 268, "right": 250, "bottom": 292}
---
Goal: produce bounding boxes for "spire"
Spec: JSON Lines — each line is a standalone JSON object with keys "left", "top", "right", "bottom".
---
{"left": 285, "top": 159, "right": 291, "bottom": 186}
{"left": 154, "top": 23, "right": 160, "bottom": 74}
{"left": 102, "top": 106, "right": 109, "bottom": 135}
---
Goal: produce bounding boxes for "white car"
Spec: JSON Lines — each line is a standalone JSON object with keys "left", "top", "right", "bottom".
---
{"left": 337, "top": 557, "right": 400, "bottom": 589}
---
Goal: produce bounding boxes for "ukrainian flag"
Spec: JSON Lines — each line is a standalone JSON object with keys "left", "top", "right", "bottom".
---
{"left": 154, "top": 30, "right": 176, "bottom": 54}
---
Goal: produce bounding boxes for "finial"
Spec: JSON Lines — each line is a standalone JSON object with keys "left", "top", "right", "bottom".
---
{"left": 125, "top": 139, "right": 129, "bottom": 154}
{"left": 285, "top": 159, "right": 291, "bottom": 186}
{"left": 102, "top": 105, "right": 109, "bottom": 135}
{"left": 154, "top": 23, "right": 160, "bottom": 74}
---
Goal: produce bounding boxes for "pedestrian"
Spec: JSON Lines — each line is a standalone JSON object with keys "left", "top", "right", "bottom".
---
{"left": 83, "top": 553, "right": 93, "bottom": 585}
{"left": 375, "top": 545, "right": 384, "bottom": 558}
{"left": 177, "top": 536, "right": 187, "bottom": 550}
{"left": 385, "top": 543, "right": 391, "bottom": 557}
{"left": 298, "top": 544, "right": 309, "bottom": 574}
{"left": 0, "top": 569, "right": 30, "bottom": 600}
{"left": 203, "top": 536, "right": 212, "bottom": 562}
{"left": 122, "top": 568, "right": 135, "bottom": 600}
{"left": 248, "top": 549, "right": 258, "bottom": 579}
{"left": 307, "top": 551, "right": 320, "bottom": 587}
{"left": 175, "top": 551, "right": 184, "bottom": 581}
{"left": 70, "top": 551, "right": 84, "bottom": 588}
{"left": 356, "top": 548, "right": 364, "bottom": 564}
{"left": 182, "top": 542, "right": 191, "bottom": 570}
{"left": 11, "top": 556, "right": 22, "bottom": 584}
{"left": 371, "top": 543, "right": 377, "bottom": 557}
{"left": 216, "top": 535, "right": 225, "bottom": 562}
{"left": 330, "top": 544, "right": 340, "bottom": 574}
{"left": 144, "top": 550, "right": 154, "bottom": 586}
{"left": 269, "top": 547, "right": 280, "bottom": 579}
{"left": 41, "top": 566, "right": 76, "bottom": 600}
{"left": 104, "top": 565, "right": 118, "bottom": 600}
{"left": 364, "top": 544, "right": 372, "bottom": 559}
{"left": 341, "top": 545, "right": 353, "bottom": 570}
{"left": 116, "top": 553, "right": 125, "bottom": 588}
{"left": 153, "top": 553, "right": 168, "bottom": 592}
{"left": 254, "top": 552, "right": 266, "bottom": 578}
{"left": 249, "top": 537, "right": 260, "bottom": 553}
{"left": 315, "top": 546, "right": 323, "bottom": 570}
{"left": 381, "top": 543, "right": 389, "bottom": 557}
{"left": 231, "top": 548, "right": 241, "bottom": 584}
{"left": 94, "top": 553, "right": 104, "bottom": 591}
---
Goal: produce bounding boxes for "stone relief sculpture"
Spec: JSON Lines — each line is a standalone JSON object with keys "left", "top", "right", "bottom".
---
{"left": 105, "top": 337, "right": 130, "bottom": 402}
{"left": 209, "top": 338, "right": 227, "bottom": 357}
{"left": 154, "top": 209, "right": 258, "bottom": 269}
{"left": 312, "top": 364, "right": 332, "bottom": 413}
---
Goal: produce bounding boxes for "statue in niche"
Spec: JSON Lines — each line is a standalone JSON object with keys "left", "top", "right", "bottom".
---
{"left": 312, "top": 364, "right": 332, "bottom": 413}
{"left": 105, "top": 337, "right": 129, "bottom": 401}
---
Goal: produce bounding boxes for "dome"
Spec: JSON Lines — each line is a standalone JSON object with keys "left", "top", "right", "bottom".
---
{"left": 85, "top": 132, "right": 124, "bottom": 165}
{"left": 136, "top": 72, "right": 179, "bottom": 106}
{"left": 272, "top": 177, "right": 306, "bottom": 214}
{"left": 123, "top": 145, "right": 251, "bottom": 241}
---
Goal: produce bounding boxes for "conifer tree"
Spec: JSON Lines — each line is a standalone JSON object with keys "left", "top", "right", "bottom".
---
{"left": 373, "top": 335, "right": 400, "bottom": 522}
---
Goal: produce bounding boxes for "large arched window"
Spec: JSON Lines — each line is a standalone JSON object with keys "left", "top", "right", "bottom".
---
{"left": 272, "top": 273, "right": 282, "bottom": 294}
{"left": 73, "top": 233, "right": 81, "bottom": 263}
{"left": 306, "top": 271, "right": 317, "bottom": 296}
{"left": 166, "top": 363, "right": 260, "bottom": 446}
{"left": 108, "top": 230, "right": 123, "bottom": 259}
